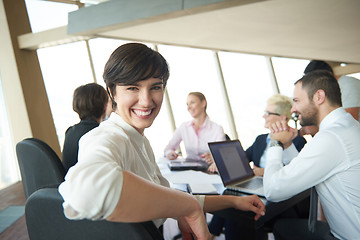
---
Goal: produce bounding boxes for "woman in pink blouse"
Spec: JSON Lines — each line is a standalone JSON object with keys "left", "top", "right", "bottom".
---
{"left": 164, "top": 92, "right": 225, "bottom": 171}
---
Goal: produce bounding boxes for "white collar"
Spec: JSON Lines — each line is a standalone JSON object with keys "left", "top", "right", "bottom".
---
{"left": 319, "top": 107, "right": 346, "bottom": 131}
{"left": 108, "top": 113, "right": 145, "bottom": 143}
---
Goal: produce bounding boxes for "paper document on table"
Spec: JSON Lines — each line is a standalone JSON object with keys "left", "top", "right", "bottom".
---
{"left": 162, "top": 170, "right": 223, "bottom": 184}
{"left": 188, "top": 183, "right": 219, "bottom": 195}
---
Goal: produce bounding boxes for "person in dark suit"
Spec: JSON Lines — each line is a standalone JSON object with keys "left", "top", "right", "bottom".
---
{"left": 209, "top": 94, "right": 307, "bottom": 240}
{"left": 246, "top": 94, "right": 307, "bottom": 177}
{"left": 62, "top": 83, "right": 111, "bottom": 172}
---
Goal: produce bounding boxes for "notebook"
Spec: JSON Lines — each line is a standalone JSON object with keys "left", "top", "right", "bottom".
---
{"left": 168, "top": 158, "right": 209, "bottom": 171}
{"left": 208, "top": 140, "right": 265, "bottom": 197}
{"left": 187, "top": 183, "right": 219, "bottom": 195}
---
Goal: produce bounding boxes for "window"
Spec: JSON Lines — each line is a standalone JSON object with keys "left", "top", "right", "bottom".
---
{"left": 37, "top": 42, "right": 94, "bottom": 148}
{"left": 272, "top": 57, "right": 309, "bottom": 98}
{"left": 157, "top": 45, "right": 229, "bottom": 156}
{"left": 25, "top": 0, "right": 85, "bottom": 150}
{"left": 88, "top": 38, "right": 130, "bottom": 86}
{"left": 219, "top": 52, "right": 274, "bottom": 148}
{"left": 25, "top": 0, "right": 77, "bottom": 33}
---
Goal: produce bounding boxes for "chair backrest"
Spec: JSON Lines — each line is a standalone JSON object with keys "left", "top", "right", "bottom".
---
{"left": 225, "top": 134, "right": 231, "bottom": 141}
{"left": 25, "top": 188, "right": 163, "bottom": 240}
{"left": 16, "top": 138, "right": 66, "bottom": 198}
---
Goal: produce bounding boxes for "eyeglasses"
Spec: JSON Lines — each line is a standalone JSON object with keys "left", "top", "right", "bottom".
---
{"left": 264, "top": 111, "right": 280, "bottom": 117}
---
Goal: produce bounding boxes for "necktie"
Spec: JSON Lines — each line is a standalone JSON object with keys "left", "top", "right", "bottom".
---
{"left": 308, "top": 186, "right": 318, "bottom": 232}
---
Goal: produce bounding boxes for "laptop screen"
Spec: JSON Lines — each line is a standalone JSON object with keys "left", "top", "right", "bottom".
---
{"left": 208, "top": 140, "right": 254, "bottom": 185}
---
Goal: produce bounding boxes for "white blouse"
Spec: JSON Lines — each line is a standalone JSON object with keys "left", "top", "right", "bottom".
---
{"left": 59, "top": 113, "right": 204, "bottom": 227}
{"left": 164, "top": 116, "right": 225, "bottom": 159}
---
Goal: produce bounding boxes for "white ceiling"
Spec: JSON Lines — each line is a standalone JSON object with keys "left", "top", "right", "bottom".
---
{"left": 67, "top": 0, "right": 360, "bottom": 65}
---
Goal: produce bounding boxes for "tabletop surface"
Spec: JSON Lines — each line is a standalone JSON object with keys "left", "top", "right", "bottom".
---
{"left": 158, "top": 157, "right": 310, "bottom": 229}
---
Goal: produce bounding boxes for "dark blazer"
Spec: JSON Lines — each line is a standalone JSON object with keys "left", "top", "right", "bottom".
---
{"left": 245, "top": 133, "right": 307, "bottom": 167}
{"left": 62, "top": 119, "right": 99, "bottom": 172}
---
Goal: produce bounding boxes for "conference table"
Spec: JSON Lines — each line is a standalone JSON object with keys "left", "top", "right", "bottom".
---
{"left": 157, "top": 157, "right": 310, "bottom": 237}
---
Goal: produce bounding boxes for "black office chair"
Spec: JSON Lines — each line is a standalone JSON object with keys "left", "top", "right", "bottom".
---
{"left": 16, "top": 138, "right": 66, "bottom": 199}
{"left": 225, "top": 134, "right": 231, "bottom": 141}
{"left": 25, "top": 187, "right": 163, "bottom": 240}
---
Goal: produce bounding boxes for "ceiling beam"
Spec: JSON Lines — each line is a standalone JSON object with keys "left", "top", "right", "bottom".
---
{"left": 42, "top": 0, "right": 84, "bottom": 8}
{"left": 67, "top": 0, "right": 266, "bottom": 35}
{"left": 18, "top": 26, "right": 91, "bottom": 50}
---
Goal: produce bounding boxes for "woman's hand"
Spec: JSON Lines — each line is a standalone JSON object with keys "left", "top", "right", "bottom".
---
{"left": 252, "top": 165, "right": 264, "bottom": 176}
{"left": 200, "top": 152, "right": 214, "bottom": 164}
{"left": 232, "top": 195, "right": 266, "bottom": 221}
{"left": 167, "top": 151, "right": 179, "bottom": 160}
{"left": 177, "top": 208, "right": 211, "bottom": 240}
{"left": 203, "top": 195, "right": 265, "bottom": 221}
{"left": 207, "top": 163, "right": 218, "bottom": 173}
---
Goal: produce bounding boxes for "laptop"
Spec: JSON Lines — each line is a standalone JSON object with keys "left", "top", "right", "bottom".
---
{"left": 208, "top": 140, "right": 265, "bottom": 197}
{"left": 168, "top": 158, "right": 209, "bottom": 171}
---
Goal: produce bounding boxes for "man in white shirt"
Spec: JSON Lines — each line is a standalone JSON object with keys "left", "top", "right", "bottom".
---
{"left": 264, "top": 70, "right": 360, "bottom": 239}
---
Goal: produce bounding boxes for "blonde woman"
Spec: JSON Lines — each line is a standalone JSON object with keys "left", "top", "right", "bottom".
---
{"left": 164, "top": 92, "right": 225, "bottom": 172}
{"left": 247, "top": 94, "right": 307, "bottom": 176}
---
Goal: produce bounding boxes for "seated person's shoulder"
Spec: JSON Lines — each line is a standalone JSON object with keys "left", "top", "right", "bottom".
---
{"left": 294, "top": 134, "right": 307, "bottom": 143}
{"left": 66, "top": 120, "right": 99, "bottom": 137}
{"left": 80, "top": 123, "right": 129, "bottom": 148}
{"left": 65, "top": 125, "right": 74, "bottom": 134}
{"left": 211, "top": 121, "right": 224, "bottom": 130}
{"left": 292, "top": 134, "right": 307, "bottom": 151}
{"left": 254, "top": 134, "right": 268, "bottom": 142}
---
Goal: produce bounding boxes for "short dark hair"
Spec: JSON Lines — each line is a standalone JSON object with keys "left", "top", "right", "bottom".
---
{"left": 73, "top": 83, "right": 108, "bottom": 121}
{"left": 304, "top": 60, "right": 334, "bottom": 75}
{"left": 295, "top": 70, "right": 342, "bottom": 107}
{"left": 103, "top": 43, "right": 169, "bottom": 109}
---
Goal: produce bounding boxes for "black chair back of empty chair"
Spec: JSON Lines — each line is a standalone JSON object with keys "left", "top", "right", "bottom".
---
{"left": 16, "top": 138, "right": 66, "bottom": 198}
{"left": 25, "top": 188, "right": 164, "bottom": 240}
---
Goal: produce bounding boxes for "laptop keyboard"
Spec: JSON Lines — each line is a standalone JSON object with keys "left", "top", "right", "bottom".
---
{"left": 223, "top": 189, "right": 247, "bottom": 196}
{"left": 235, "top": 178, "right": 263, "bottom": 190}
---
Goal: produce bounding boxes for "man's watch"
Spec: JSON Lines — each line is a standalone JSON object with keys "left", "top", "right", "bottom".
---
{"left": 270, "top": 140, "right": 284, "bottom": 150}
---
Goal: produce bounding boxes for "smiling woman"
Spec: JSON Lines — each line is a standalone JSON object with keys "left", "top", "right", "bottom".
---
{"left": 112, "top": 79, "right": 165, "bottom": 133}
{"left": 58, "top": 43, "right": 265, "bottom": 239}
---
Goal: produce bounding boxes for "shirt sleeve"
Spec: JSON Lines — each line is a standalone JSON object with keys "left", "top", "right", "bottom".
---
{"left": 263, "top": 131, "right": 346, "bottom": 202}
{"left": 282, "top": 143, "right": 299, "bottom": 165}
{"left": 212, "top": 123, "right": 226, "bottom": 141}
{"left": 58, "top": 133, "right": 126, "bottom": 220}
